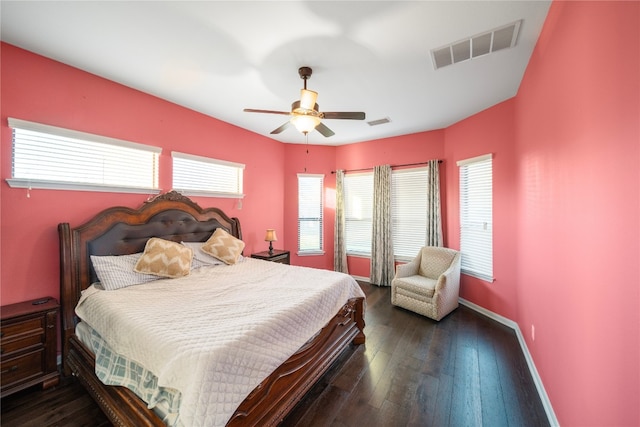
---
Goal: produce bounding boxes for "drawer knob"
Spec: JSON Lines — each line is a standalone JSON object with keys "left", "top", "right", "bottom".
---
{"left": 1, "top": 365, "right": 18, "bottom": 375}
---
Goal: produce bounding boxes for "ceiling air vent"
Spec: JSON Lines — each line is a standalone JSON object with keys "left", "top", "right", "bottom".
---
{"left": 368, "top": 117, "right": 391, "bottom": 126}
{"left": 431, "top": 20, "right": 522, "bottom": 70}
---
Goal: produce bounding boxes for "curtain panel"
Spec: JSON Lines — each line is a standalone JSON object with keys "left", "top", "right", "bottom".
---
{"left": 426, "top": 159, "right": 443, "bottom": 247}
{"left": 370, "top": 165, "right": 395, "bottom": 286}
{"left": 333, "top": 170, "right": 349, "bottom": 273}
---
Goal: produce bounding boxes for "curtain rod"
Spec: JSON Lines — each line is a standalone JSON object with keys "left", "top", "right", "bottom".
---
{"left": 331, "top": 160, "right": 442, "bottom": 174}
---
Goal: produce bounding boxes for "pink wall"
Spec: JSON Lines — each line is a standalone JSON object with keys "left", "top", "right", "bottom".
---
{"left": 0, "top": 43, "right": 285, "bottom": 305}
{"left": 444, "top": 2, "right": 639, "bottom": 425}
{"left": 514, "top": 2, "right": 639, "bottom": 425}
{"left": 282, "top": 143, "right": 336, "bottom": 270}
{"left": 444, "top": 99, "right": 519, "bottom": 320}
{"left": 2, "top": 1, "right": 639, "bottom": 423}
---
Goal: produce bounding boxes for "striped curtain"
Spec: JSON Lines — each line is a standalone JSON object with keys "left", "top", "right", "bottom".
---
{"left": 426, "top": 159, "right": 443, "bottom": 247}
{"left": 370, "top": 165, "right": 395, "bottom": 286}
{"left": 333, "top": 170, "right": 349, "bottom": 273}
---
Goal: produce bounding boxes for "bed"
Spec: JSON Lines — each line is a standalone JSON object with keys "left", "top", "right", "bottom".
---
{"left": 58, "top": 191, "right": 365, "bottom": 426}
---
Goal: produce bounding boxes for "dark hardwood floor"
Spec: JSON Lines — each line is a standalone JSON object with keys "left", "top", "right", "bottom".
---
{"left": 1, "top": 282, "right": 549, "bottom": 427}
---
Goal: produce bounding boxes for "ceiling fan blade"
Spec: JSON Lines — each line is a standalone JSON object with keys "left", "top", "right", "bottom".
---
{"left": 270, "top": 122, "right": 291, "bottom": 135}
{"left": 322, "top": 111, "right": 366, "bottom": 120}
{"left": 315, "top": 122, "right": 335, "bottom": 137}
{"left": 244, "top": 108, "right": 291, "bottom": 116}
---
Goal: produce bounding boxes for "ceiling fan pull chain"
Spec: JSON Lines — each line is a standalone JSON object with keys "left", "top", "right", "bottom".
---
{"left": 304, "top": 132, "right": 309, "bottom": 172}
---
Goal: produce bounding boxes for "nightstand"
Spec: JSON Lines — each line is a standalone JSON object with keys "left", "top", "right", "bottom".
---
{"left": 1, "top": 297, "right": 60, "bottom": 398}
{"left": 251, "top": 249, "right": 290, "bottom": 265}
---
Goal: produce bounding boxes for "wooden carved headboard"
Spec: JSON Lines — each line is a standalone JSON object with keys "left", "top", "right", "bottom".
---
{"left": 58, "top": 191, "right": 241, "bottom": 373}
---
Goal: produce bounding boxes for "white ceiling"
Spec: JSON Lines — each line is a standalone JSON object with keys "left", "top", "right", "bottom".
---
{"left": 1, "top": 1, "right": 551, "bottom": 146}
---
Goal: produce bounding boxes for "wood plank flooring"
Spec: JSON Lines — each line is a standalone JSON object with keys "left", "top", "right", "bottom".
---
{"left": 1, "top": 282, "right": 549, "bottom": 427}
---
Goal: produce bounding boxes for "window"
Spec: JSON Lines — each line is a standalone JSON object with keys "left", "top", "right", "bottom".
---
{"left": 458, "top": 154, "right": 493, "bottom": 281}
{"left": 344, "top": 173, "right": 373, "bottom": 255}
{"left": 391, "top": 168, "right": 429, "bottom": 259}
{"left": 172, "top": 152, "right": 244, "bottom": 198}
{"left": 7, "top": 118, "right": 160, "bottom": 193}
{"left": 344, "top": 168, "right": 430, "bottom": 259}
{"left": 298, "top": 174, "right": 324, "bottom": 254}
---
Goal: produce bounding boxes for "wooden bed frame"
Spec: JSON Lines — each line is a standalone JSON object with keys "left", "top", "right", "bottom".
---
{"left": 58, "top": 191, "right": 365, "bottom": 426}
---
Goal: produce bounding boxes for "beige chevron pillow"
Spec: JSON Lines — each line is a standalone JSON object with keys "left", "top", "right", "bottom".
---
{"left": 202, "top": 228, "right": 245, "bottom": 265}
{"left": 134, "top": 238, "right": 193, "bottom": 278}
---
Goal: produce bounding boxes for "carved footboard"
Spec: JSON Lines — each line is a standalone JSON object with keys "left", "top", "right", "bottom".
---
{"left": 66, "top": 297, "right": 365, "bottom": 427}
{"left": 229, "top": 297, "right": 365, "bottom": 426}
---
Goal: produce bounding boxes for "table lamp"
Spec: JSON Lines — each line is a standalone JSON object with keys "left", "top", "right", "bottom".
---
{"left": 265, "top": 229, "right": 277, "bottom": 255}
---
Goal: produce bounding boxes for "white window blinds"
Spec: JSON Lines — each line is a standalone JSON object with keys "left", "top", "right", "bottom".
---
{"left": 8, "top": 118, "right": 160, "bottom": 193}
{"left": 298, "top": 174, "right": 324, "bottom": 253}
{"left": 458, "top": 154, "right": 493, "bottom": 281}
{"left": 391, "top": 167, "right": 429, "bottom": 259}
{"left": 344, "top": 173, "right": 373, "bottom": 255}
{"left": 345, "top": 168, "right": 430, "bottom": 259}
{"left": 172, "top": 151, "right": 244, "bottom": 198}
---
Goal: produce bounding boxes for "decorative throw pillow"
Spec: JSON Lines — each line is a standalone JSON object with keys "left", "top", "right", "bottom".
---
{"left": 181, "top": 241, "right": 225, "bottom": 269}
{"left": 134, "top": 237, "right": 193, "bottom": 278}
{"left": 91, "top": 253, "right": 159, "bottom": 291}
{"left": 201, "top": 228, "right": 245, "bottom": 265}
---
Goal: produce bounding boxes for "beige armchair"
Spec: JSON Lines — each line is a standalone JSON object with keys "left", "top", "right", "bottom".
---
{"left": 391, "top": 246, "right": 461, "bottom": 321}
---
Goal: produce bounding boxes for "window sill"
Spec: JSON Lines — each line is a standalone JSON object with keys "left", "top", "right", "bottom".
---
{"left": 6, "top": 178, "right": 160, "bottom": 195}
{"left": 297, "top": 250, "right": 325, "bottom": 256}
{"left": 171, "top": 189, "right": 245, "bottom": 199}
{"left": 346, "top": 252, "right": 371, "bottom": 259}
{"left": 462, "top": 270, "right": 495, "bottom": 283}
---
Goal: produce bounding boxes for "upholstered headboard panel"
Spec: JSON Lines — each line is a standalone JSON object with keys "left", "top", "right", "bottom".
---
{"left": 86, "top": 210, "right": 230, "bottom": 283}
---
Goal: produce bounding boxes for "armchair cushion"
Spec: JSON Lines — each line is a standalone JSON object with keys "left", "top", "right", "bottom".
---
{"left": 392, "top": 275, "right": 436, "bottom": 299}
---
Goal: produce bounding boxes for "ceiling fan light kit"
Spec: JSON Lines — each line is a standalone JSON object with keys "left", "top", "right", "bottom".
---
{"left": 292, "top": 114, "right": 321, "bottom": 134}
{"left": 244, "top": 66, "right": 365, "bottom": 137}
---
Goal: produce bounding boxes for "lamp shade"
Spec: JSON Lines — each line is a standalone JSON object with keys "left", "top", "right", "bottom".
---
{"left": 299, "top": 89, "right": 318, "bottom": 110}
{"left": 264, "top": 229, "right": 277, "bottom": 242}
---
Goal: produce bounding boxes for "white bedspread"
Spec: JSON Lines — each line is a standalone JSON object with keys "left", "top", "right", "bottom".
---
{"left": 75, "top": 258, "right": 365, "bottom": 427}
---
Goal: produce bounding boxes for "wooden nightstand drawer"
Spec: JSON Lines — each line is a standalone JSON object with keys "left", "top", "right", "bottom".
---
{"left": 1, "top": 349, "right": 44, "bottom": 387}
{"left": 1, "top": 333, "right": 43, "bottom": 356}
{"left": 1, "top": 317, "right": 43, "bottom": 339}
{"left": 0, "top": 297, "right": 59, "bottom": 398}
{"left": 251, "top": 250, "right": 290, "bottom": 265}
{"left": 269, "top": 253, "right": 289, "bottom": 264}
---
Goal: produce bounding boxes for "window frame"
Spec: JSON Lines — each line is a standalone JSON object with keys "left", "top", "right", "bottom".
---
{"left": 457, "top": 153, "right": 494, "bottom": 282}
{"left": 344, "top": 167, "right": 431, "bottom": 260}
{"left": 297, "top": 173, "right": 325, "bottom": 256}
{"left": 391, "top": 166, "right": 430, "bottom": 261}
{"left": 7, "top": 118, "right": 161, "bottom": 194}
{"left": 171, "top": 151, "right": 245, "bottom": 198}
{"left": 343, "top": 172, "right": 374, "bottom": 256}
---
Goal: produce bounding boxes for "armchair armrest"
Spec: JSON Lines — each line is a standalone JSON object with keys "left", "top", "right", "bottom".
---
{"left": 434, "top": 253, "right": 461, "bottom": 294}
{"left": 394, "top": 255, "right": 421, "bottom": 279}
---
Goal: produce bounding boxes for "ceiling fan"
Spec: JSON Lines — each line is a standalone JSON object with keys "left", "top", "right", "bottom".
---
{"left": 243, "top": 66, "right": 365, "bottom": 137}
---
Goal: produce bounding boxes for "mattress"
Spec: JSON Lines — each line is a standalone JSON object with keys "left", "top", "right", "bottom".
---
{"left": 75, "top": 258, "right": 365, "bottom": 426}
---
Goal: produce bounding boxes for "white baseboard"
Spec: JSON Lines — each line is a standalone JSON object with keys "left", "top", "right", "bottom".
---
{"left": 459, "top": 298, "right": 560, "bottom": 427}
{"left": 351, "top": 275, "right": 371, "bottom": 282}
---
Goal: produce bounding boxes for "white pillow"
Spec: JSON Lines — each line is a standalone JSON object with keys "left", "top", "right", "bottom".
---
{"left": 90, "top": 253, "right": 159, "bottom": 291}
{"left": 181, "top": 241, "right": 225, "bottom": 269}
